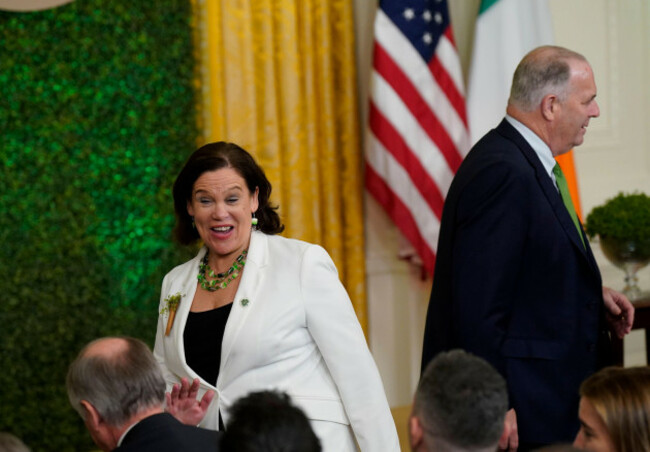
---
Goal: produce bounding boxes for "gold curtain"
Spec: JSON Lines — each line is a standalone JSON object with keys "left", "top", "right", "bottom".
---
{"left": 191, "top": 0, "right": 367, "bottom": 333}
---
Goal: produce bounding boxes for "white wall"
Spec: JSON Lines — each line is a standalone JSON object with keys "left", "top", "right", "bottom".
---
{"left": 355, "top": 0, "right": 650, "bottom": 407}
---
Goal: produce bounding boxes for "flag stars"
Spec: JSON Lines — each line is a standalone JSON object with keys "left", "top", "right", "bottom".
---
{"left": 434, "top": 12, "right": 443, "bottom": 24}
{"left": 423, "top": 32, "right": 433, "bottom": 44}
{"left": 423, "top": 9, "right": 432, "bottom": 22}
{"left": 403, "top": 8, "right": 415, "bottom": 20}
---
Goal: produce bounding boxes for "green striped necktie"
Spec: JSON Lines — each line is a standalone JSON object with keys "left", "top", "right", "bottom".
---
{"left": 553, "top": 163, "right": 585, "bottom": 248}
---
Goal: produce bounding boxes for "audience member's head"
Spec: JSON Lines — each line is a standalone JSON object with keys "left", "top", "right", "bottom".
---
{"left": 410, "top": 349, "right": 508, "bottom": 452}
{"left": 221, "top": 390, "right": 321, "bottom": 452}
{"left": 573, "top": 365, "right": 650, "bottom": 452}
{"left": 0, "top": 433, "right": 31, "bottom": 452}
{"left": 66, "top": 336, "right": 166, "bottom": 451}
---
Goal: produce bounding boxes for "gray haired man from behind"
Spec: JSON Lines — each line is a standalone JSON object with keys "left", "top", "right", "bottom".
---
{"left": 66, "top": 336, "right": 220, "bottom": 452}
{"left": 409, "top": 349, "right": 509, "bottom": 452}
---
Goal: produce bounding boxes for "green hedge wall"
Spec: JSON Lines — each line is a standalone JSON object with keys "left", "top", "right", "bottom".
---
{"left": 0, "top": 2, "right": 198, "bottom": 450}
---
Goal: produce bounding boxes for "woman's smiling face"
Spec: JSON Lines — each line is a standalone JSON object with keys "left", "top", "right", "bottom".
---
{"left": 187, "top": 167, "right": 258, "bottom": 262}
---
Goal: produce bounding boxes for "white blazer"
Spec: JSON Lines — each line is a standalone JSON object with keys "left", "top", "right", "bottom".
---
{"left": 153, "top": 231, "right": 400, "bottom": 452}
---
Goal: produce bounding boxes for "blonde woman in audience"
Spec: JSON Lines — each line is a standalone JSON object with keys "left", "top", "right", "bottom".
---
{"left": 573, "top": 365, "right": 650, "bottom": 452}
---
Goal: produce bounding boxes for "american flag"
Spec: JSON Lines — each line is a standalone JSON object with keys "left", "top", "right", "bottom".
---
{"left": 365, "top": 0, "right": 470, "bottom": 276}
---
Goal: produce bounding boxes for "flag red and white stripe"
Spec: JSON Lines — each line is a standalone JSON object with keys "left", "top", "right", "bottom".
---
{"left": 365, "top": 0, "right": 469, "bottom": 275}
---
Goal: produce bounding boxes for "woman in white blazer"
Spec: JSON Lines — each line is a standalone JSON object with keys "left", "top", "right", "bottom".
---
{"left": 153, "top": 142, "right": 399, "bottom": 452}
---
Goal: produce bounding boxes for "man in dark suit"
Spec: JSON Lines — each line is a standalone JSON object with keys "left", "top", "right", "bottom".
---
{"left": 66, "top": 336, "right": 220, "bottom": 452}
{"left": 421, "top": 46, "right": 634, "bottom": 450}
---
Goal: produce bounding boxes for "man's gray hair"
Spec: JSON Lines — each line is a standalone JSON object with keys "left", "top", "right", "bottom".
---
{"left": 509, "top": 45, "right": 587, "bottom": 111}
{"left": 414, "top": 349, "right": 508, "bottom": 452}
{"left": 66, "top": 336, "right": 165, "bottom": 427}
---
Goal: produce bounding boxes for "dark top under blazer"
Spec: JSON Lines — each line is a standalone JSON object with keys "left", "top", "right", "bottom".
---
{"left": 421, "top": 119, "right": 612, "bottom": 445}
{"left": 113, "top": 413, "right": 220, "bottom": 452}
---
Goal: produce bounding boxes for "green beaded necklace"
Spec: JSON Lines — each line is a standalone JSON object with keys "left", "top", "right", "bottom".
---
{"left": 197, "top": 250, "right": 247, "bottom": 291}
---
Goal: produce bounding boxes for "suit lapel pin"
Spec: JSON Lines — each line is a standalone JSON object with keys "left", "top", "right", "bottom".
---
{"left": 241, "top": 298, "right": 250, "bottom": 307}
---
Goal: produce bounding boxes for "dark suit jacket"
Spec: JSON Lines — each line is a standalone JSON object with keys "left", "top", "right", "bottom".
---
{"left": 421, "top": 119, "right": 611, "bottom": 445}
{"left": 113, "top": 413, "right": 220, "bottom": 452}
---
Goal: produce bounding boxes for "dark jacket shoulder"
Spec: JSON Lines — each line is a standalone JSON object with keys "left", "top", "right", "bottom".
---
{"left": 114, "top": 413, "right": 220, "bottom": 452}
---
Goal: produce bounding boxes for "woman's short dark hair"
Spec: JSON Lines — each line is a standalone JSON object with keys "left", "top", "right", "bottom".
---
{"left": 172, "top": 142, "right": 284, "bottom": 244}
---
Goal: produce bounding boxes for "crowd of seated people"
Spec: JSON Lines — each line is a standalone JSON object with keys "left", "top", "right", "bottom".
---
{"left": 6, "top": 337, "right": 642, "bottom": 452}
{"left": 409, "top": 351, "right": 650, "bottom": 452}
{"left": 409, "top": 350, "right": 650, "bottom": 452}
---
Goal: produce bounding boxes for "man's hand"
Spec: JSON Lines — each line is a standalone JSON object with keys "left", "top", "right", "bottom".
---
{"left": 165, "top": 377, "right": 215, "bottom": 426}
{"left": 498, "top": 408, "right": 518, "bottom": 451}
{"left": 603, "top": 286, "right": 634, "bottom": 339}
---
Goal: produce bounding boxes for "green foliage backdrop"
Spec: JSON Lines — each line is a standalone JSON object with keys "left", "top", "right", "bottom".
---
{"left": 0, "top": 2, "right": 198, "bottom": 450}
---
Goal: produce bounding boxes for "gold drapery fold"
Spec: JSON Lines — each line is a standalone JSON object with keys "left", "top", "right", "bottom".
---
{"left": 192, "top": 0, "right": 367, "bottom": 333}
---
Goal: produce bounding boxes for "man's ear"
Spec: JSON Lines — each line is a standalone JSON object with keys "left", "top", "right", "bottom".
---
{"left": 541, "top": 94, "right": 558, "bottom": 121}
{"left": 80, "top": 399, "right": 116, "bottom": 452}
{"left": 497, "top": 413, "right": 510, "bottom": 449}
{"left": 80, "top": 400, "right": 102, "bottom": 430}
{"left": 409, "top": 415, "right": 424, "bottom": 451}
